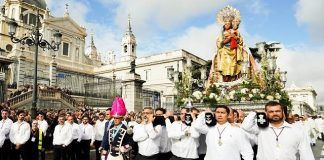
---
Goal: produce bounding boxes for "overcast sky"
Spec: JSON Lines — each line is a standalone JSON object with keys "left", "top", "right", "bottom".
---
{"left": 44, "top": 0, "right": 324, "bottom": 105}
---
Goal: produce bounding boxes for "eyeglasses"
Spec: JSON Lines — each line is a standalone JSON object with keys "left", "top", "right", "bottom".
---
{"left": 143, "top": 112, "right": 152, "bottom": 115}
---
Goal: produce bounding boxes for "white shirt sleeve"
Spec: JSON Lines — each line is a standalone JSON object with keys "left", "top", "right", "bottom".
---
{"left": 238, "top": 128, "right": 254, "bottom": 160}
{"left": 133, "top": 124, "right": 148, "bottom": 142}
{"left": 91, "top": 126, "right": 95, "bottom": 145}
{"left": 241, "top": 112, "right": 260, "bottom": 135}
{"left": 21, "top": 123, "right": 30, "bottom": 144}
{"left": 63, "top": 125, "right": 73, "bottom": 146}
{"left": 145, "top": 123, "right": 162, "bottom": 140}
{"left": 9, "top": 124, "right": 16, "bottom": 144}
{"left": 192, "top": 112, "right": 209, "bottom": 134}
{"left": 299, "top": 129, "right": 315, "bottom": 160}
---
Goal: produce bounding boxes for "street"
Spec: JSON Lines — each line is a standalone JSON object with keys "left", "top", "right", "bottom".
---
{"left": 43, "top": 140, "right": 324, "bottom": 160}
{"left": 313, "top": 140, "right": 324, "bottom": 160}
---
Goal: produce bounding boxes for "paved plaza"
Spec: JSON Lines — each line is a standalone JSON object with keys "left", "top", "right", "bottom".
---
{"left": 42, "top": 140, "right": 324, "bottom": 160}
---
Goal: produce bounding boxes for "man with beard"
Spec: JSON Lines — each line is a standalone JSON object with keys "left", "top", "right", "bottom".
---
{"left": 242, "top": 101, "right": 315, "bottom": 160}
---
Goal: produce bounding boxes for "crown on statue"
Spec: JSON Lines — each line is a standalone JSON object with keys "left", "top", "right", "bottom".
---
{"left": 217, "top": 5, "right": 241, "bottom": 25}
{"left": 111, "top": 96, "right": 127, "bottom": 118}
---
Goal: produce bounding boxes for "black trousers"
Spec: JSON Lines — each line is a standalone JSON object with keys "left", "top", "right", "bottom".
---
{"left": 198, "top": 154, "right": 205, "bottom": 160}
{"left": 135, "top": 153, "right": 158, "bottom": 160}
{"left": 169, "top": 155, "right": 198, "bottom": 160}
{"left": 94, "top": 140, "right": 102, "bottom": 160}
{"left": 53, "top": 145, "right": 68, "bottom": 160}
{"left": 0, "top": 139, "right": 11, "bottom": 160}
{"left": 10, "top": 143, "right": 28, "bottom": 160}
{"left": 158, "top": 152, "right": 173, "bottom": 160}
{"left": 80, "top": 139, "right": 91, "bottom": 160}
{"left": 68, "top": 139, "right": 81, "bottom": 160}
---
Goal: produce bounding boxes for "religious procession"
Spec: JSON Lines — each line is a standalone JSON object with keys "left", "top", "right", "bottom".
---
{"left": 0, "top": 3, "right": 322, "bottom": 160}
{"left": 0, "top": 96, "right": 322, "bottom": 160}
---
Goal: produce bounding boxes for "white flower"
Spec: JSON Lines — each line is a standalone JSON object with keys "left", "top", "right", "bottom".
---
{"left": 249, "top": 94, "right": 253, "bottom": 98}
{"left": 266, "top": 95, "right": 274, "bottom": 101}
{"left": 229, "top": 90, "right": 236, "bottom": 96}
{"left": 240, "top": 88, "right": 249, "bottom": 94}
{"left": 192, "top": 91, "right": 203, "bottom": 100}
{"left": 230, "top": 94, "right": 235, "bottom": 100}
{"left": 275, "top": 93, "right": 281, "bottom": 100}
{"left": 216, "top": 97, "right": 221, "bottom": 101}
{"left": 225, "top": 95, "right": 230, "bottom": 100}
{"left": 252, "top": 88, "right": 259, "bottom": 94}
{"left": 241, "top": 97, "right": 246, "bottom": 101}
{"left": 214, "top": 94, "right": 219, "bottom": 100}
{"left": 209, "top": 93, "right": 216, "bottom": 99}
{"left": 260, "top": 94, "right": 265, "bottom": 98}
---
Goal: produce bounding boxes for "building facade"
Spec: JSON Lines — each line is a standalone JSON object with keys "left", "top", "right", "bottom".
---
{"left": 0, "top": 0, "right": 207, "bottom": 111}
{"left": 286, "top": 83, "right": 317, "bottom": 115}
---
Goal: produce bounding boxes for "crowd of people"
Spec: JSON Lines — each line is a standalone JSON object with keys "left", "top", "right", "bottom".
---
{"left": 0, "top": 97, "right": 323, "bottom": 160}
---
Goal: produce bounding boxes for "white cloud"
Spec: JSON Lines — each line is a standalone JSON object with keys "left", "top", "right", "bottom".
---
{"left": 102, "top": 0, "right": 231, "bottom": 37}
{"left": 173, "top": 23, "right": 219, "bottom": 60}
{"left": 47, "top": 0, "right": 122, "bottom": 55}
{"left": 277, "top": 46, "right": 324, "bottom": 104}
{"left": 295, "top": 0, "right": 324, "bottom": 43}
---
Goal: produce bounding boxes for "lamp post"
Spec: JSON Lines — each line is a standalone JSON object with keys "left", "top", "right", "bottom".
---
{"left": 258, "top": 42, "right": 287, "bottom": 90}
{"left": 8, "top": 9, "right": 62, "bottom": 119}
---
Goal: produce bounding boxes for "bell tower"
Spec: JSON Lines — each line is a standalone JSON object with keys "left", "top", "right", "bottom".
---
{"left": 120, "top": 15, "right": 136, "bottom": 62}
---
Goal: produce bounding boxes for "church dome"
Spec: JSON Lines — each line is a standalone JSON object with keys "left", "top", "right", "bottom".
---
{"left": 23, "top": 0, "right": 47, "bottom": 10}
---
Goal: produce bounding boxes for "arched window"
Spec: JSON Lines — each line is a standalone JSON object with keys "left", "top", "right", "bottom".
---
{"left": 124, "top": 45, "right": 127, "bottom": 53}
{"left": 132, "top": 44, "right": 135, "bottom": 52}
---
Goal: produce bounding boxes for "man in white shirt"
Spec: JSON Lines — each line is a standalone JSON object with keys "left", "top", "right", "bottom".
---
{"left": 79, "top": 115, "right": 95, "bottom": 160}
{"left": 9, "top": 110, "right": 31, "bottom": 160}
{"left": 66, "top": 115, "right": 82, "bottom": 160}
{"left": 241, "top": 101, "right": 315, "bottom": 160}
{"left": 53, "top": 114, "right": 73, "bottom": 160}
{"left": 155, "top": 108, "right": 172, "bottom": 160}
{"left": 0, "top": 109, "right": 13, "bottom": 160}
{"left": 94, "top": 113, "right": 107, "bottom": 160}
{"left": 37, "top": 112, "right": 48, "bottom": 136}
{"left": 133, "top": 107, "right": 162, "bottom": 160}
{"left": 193, "top": 106, "right": 254, "bottom": 160}
{"left": 167, "top": 107, "right": 200, "bottom": 160}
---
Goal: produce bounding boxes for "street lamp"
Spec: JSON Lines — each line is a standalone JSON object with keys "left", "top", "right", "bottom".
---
{"left": 8, "top": 9, "right": 62, "bottom": 119}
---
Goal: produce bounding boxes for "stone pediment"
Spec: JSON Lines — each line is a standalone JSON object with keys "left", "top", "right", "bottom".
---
{"left": 44, "top": 17, "right": 86, "bottom": 36}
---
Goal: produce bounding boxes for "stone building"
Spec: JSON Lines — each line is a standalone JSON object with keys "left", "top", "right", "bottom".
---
{"left": 286, "top": 83, "right": 317, "bottom": 115}
{"left": 0, "top": 0, "right": 207, "bottom": 111}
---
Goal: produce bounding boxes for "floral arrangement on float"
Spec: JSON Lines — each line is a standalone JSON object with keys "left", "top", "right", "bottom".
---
{"left": 191, "top": 78, "right": 292, "bottom": 109}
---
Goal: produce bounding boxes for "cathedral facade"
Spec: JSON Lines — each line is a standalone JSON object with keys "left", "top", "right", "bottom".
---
{"left": 0, "top": 0, "right": 207, "bottom": 111}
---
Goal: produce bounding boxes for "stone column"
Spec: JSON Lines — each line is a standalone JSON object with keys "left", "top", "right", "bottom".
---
{"left": 17, "top": 55, "right": 26, "bottom": 87}
{"left": 49, "top": 56, "right": 57, "bottom": 86}
{"left": 122, "top": 73, "right": 145, "bottom": 112}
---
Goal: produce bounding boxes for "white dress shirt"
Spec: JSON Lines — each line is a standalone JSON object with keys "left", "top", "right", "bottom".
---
{"left": 79, "top": 123, "right": 95, "bottom": 144}
{"left": 133, "top": 123, "right": 162, "bottom": 156}
{"left": 53, "top": 123, "right": 73, "bottom": 146}
{"left": 9, "top": 121, "right": 30, "bottom": 145}
{"left": 159, "top": 126, "right": 172, "bottom": 153}
{"left": 166, "top": 119, "right": 200, "bottom": 159}
{"left": 94, "top": 119, "right": 107, "bottom": 141}
{"left": 192, "top": 113, "right": 253, "bottom": 160}
{"left": 71, "top": 122, "right": 82, "bottom": 142}
{"left": 241, "top": 112, "right": 315, "bottom": 160}
{"left": 0, "top": 118, "right": 13, "bottom": 147}
{"left": 37, "top": 120, "right": 48, "bottom": 136}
